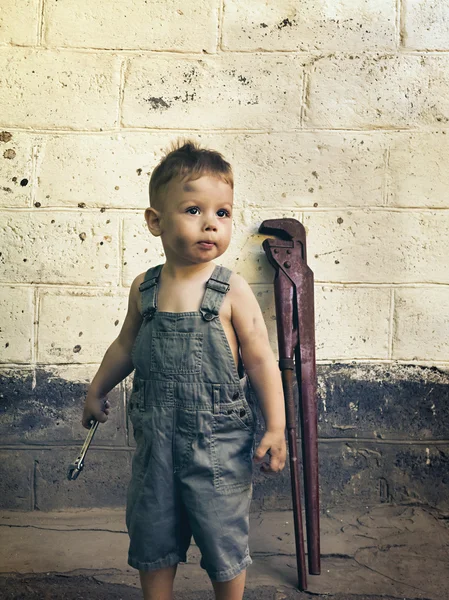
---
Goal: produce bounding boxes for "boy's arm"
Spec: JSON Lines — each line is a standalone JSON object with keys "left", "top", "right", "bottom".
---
{"left": 229, "top": 273, "right": 287, "bottom": 473}
{"left": 81, "top": 274, "right": 143, "bottom": 428}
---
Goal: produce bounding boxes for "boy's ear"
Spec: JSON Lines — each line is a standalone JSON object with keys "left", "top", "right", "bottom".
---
{"left": 145, "top": 207, "right": 162, "bottom": 236}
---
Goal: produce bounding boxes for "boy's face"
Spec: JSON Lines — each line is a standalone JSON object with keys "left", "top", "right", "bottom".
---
{"left": 146, "top": 174, "right": 234, "bottom": 266}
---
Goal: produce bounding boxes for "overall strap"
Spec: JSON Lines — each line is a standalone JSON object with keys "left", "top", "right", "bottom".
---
{"left": 139, "top": 264, "right": 163, "bottom": 319}
{"left": 200, "top": 265, "right": 232, "bottom": 321}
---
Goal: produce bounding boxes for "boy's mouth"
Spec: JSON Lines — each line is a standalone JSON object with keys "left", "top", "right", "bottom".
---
{"left": 198, "top": 241, "right": 215, "bottom": 249}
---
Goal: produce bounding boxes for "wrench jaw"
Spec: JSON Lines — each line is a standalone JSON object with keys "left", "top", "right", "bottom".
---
{"left": 67, "top": 419, "right": 99, "bottom": 481}
{"left": 67, "top": 458, "right": 84, "bottom": 481}
{"left": 259, "top": 218, "right": 308, "bottom": 263}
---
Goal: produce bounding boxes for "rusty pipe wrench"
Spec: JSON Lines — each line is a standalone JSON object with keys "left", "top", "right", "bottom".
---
{"left": 259, "top": 218, "right": 320, "bottom": 589}
{"left": 67, "top": 419, "right": 99, "bottom": 481}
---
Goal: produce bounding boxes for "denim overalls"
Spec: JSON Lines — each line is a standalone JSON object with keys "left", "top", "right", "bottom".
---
{"left": 126, "top": 264, "right": 257, "bottom": 582}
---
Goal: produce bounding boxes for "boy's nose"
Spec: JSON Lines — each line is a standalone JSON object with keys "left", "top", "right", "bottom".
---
{"left": 204, "top": 217, "right": 218, "bottom": 231}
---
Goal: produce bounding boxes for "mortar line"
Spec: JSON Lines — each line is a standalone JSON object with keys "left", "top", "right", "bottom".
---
{"left": 382, "top": 145, "right": 391, "bottom": 206}
{"left": 118, "top": 216, "right": 123, "bottom": 288}
{"left": 319, "top": 438, "right": 449, "bottom": 445}
{"left": 37, "top": 0, "right": 45, "bottom": 46}
{"left": 4, "top": 126, "right": 449, "bottom": 135}
{"left": 398, "top": 0, "right": 406, "bottom": 48}
{"left": 300, "top": 69, "right": 310, "bottom": 127}
{"left": 7, "top": 46, "right": 449, "bottom": 56}
{"left": 31, "top": 286, "right": 39, "bottom": 377}
{"left": 1, "top": 359, "right": 449, "bottom": 369}
{"left": 117, "top": 58, "right": 127, "bottom": 130}
{"left": 33, "top": 459, "right": 39, "bottom": 510}
{"left": 1, "top": 438, "right": 449, "bottom": 452}
{"left": 3, "top": 206, "right": 449, "bottom": 213}
{"left": 2, "top": 357, "right": 449, "bottom": 369}
{"left": 30, "top": 461, "right": 35, "bottom": 511}
{"left": 388, "top": 287, "right": 395, "bottom": 360}
{"left": 2, "top": 282, "right": 449, "bottom": 291}
{"left": 217, "top": 0, "right": 225, "bottom": 51}
{"left": 30, "top": 143, "right": 39, "bottom": 208}
{"left": 3, "top": 206, "right": 449, "bottom": 214}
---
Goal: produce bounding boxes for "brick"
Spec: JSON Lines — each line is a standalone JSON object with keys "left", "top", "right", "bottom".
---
{"left": 228, "top": 132, "right": 388, "bottom": 209}
{"left": 319, "top": 441, "right": 449, "bottom": 509}
{"left": 315, "top": 285, "right": 390, "bottom": 360}
{"left": 0, "top": 0, "right": 39, "bottom": 46}
{"left": 250, "top": 285, "right": 389, "bottom": 362}
{"left": 388, "top": 132, "right": 449, "bottom": 207}
{"left": 122, "top": 54, "right": 303, "bottom": 130}
{"left": 122, "top": 213, "right": 166, "bottom": 286}
{"left": 43, "top": 0, "right": 219, "bottom": 52}
{"left": 0, "top": 451, "right": 33, "bottom": 510}
{"left": 0, "top": 212, "right": 119, "bottom": 285}
{"left": 317, "top": 363, "right": 449, "bottom": 440}
{"left": 0, "top": 287, "right": 33, "bottom": 363}
{"left": 0, "top": 132, "right": 34, "bottom": 208}
{"left": 403, "top": 0, "right": 449, "bottom": 50}
{"left": 36, "top": 133, "right": 168, "bottom": 209}
{"left": 223, "top": 0, "right": 397, "bottom": 52}
{"left": 393, "top": 287, "right": 449, "bottom": 361}
{"left": 0, "top": 366, "right": 126, "bottom": 445}
{"left": 0, "top": 49, "right": 120, "bottom": 130}
{"left": 303, "top": 209, "right": 449, "bottom": 284}
{"left": 34, "top": 448, "right": 132, "bottom": 510}
{"left": 305, "top": 54, "right": 449, "bottom": 129}
{"left": 38, "top": 290, "right": 128, "bottom": 364}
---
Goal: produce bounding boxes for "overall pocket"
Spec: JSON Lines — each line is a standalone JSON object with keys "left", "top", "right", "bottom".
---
{"left": 151, "top": 332, "right": 203, "bottom": 374}
{"left": 211, "top": 409, "right": 255, "bottom": 494}
{"left": 224, "top": 398, "right": 255, "bottom": 432}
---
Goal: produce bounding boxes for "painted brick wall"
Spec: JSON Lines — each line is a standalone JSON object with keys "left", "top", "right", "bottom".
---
{"left": 1, "top": 0, "right": 448, "bottom": 511}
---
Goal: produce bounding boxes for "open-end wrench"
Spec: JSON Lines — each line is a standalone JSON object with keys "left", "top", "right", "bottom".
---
{"left": 67, "top": 419, "right": 99, "bottom": 481}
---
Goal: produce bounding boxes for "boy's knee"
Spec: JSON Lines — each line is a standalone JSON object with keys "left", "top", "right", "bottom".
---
{"left": 211, "top": 570, "right": 246, "bottom": 600}
{"left": 139, "top": 564, "right": 177, "bottom": 600}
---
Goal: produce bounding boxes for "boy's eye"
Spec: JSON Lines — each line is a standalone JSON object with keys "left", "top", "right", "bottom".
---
{"left": 217, "top": 209, "right": 230, "bottom": 218}
{"left": 186, "top": 207, "right": 200, "bottom": 215}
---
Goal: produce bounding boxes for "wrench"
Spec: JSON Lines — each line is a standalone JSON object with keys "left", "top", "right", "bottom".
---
{"left": 259, "top": 218, "right": 321, "bottom": 590}
{"left": 67, "top": 419, "right": 99, "bottom": 481}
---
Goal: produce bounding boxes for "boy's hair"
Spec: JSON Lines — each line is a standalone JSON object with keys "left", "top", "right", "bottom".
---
{"left": 149, "top": 139, "right": 234, "bottom": 209}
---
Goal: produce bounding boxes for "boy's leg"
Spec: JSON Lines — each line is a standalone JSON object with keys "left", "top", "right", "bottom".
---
{"left": 139, "top": 565, "right": 178, "bottom": 600}
{"left": 211, "top": 570, "right": 246, "bottom": 600}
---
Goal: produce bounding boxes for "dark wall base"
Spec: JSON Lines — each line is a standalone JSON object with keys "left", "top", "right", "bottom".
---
{"left": 1, "top": 363, "right": 448, "bottom": 511}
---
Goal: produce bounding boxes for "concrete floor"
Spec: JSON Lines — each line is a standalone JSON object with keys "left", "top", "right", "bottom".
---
{"left": 1, "top": 504, "right": 448, "bottom": 599}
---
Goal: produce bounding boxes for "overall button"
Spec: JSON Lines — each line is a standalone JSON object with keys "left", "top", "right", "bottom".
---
{"left": 203, "top": 312, "right": 215, "bottom": 321}
{"left": 142, "top": 307, "right": 156, "bottom": 321}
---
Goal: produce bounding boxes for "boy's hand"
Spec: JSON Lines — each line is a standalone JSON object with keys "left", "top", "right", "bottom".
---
{"left": 82, "top": 395, "right": 110, "bottom": 429}
{"left": 254, "top": 430, "right": 287, "bottom": 473}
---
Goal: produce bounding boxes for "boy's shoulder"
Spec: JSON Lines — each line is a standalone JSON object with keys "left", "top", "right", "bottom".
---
{"left": 133, "top": 271, "right": 147, "bottom": 287}
{"left": 130, "top": 271, "right": 148, "bottom": 294}
{"left": 228, "top": 270, "right": 251, "bottom": 294}
{"left": 129, "top": 271, "right": 149, "bottom": 315}
{"left": 227, "top": 271, "right": 255, "bottom": 311}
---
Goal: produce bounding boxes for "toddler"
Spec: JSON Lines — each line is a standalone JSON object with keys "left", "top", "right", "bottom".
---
{"left": 82, "top": 140, "right": 287, "bottom": 600}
